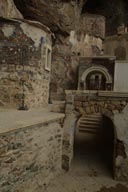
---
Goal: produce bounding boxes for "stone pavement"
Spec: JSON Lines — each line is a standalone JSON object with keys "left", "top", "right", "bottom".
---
{"left": 0, "top": 107, "right": 64, "bottom": 134}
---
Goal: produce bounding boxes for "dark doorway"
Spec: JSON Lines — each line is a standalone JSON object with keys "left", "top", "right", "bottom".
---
{"left": 102, "top": 115, "right": 115, "bottom": 177}
{"left": 73, "top": 113, "right": 115, "bottom": 178}
{"left": 86, "top": 71, "right": 106, "bottom": 90}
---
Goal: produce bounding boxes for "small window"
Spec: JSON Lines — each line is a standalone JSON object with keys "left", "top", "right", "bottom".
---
{"left": 45, "top": 45, "right": 52, "bottom": 71}
{"left": 46, "top": 48, "right": 51, "bottom": 71}
{"left": 41, "top": 44, "right": 52, "bottom": 71}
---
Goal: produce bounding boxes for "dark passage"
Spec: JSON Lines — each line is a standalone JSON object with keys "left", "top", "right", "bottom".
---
{"left": 102, "top": 115, "right": 115, "bottom": 177}
{"left": 73, "top": 113, "right": 115, "bottom": 178}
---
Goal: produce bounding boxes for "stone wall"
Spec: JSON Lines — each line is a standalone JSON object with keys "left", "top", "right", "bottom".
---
{"left": 80, "top": 14, "right": 105, "bottom": 39}
{"left": 0, "top": 118, "right": 63, "bottom": 192}
{"left": 103, "top": 34, "right": 128, "bottom": 60}
{"left": 0, "top": 18, "right": 52, "bottom": 108}
{"left": 62, "top": 90, "right": 128, "bottom": 181}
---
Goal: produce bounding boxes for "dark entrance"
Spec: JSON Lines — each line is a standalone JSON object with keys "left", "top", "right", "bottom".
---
{"left": 73, "top": 113, "right": 115, "bottom": 178}
{"left": 86, "top": 71, "right": 106, "bottom": 90}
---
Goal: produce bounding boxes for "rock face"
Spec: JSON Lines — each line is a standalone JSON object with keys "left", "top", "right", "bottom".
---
{"left": 13, "top": 0, "right": 128, "bottom": 36}
{"left": 82, "top": 0, "right": 128, "bottom": 35}
{"left": 14, "top": 0, "right": 85, "bottom": 35}
{"left": 0, "top": 0, "right": 23, "bottom": 19}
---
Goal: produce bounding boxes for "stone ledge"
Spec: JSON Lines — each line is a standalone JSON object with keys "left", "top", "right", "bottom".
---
{"left": 98, "top": 91, "right": 128, "bottom": 97}
{"left": 65, "top": 90, "right": 128, "bottom": 98}
{"left": 0, "top": 108, "right": 65, "bottom": 135}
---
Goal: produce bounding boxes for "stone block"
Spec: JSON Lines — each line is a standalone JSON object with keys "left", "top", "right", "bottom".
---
{"left": 82, "top": 101, "right": 89, "bottom": 107}
{"left": 74, "top": 101, "right": 82, "bottom": 107}
{"left": 74, "top": 95, "right": 87, "bottom": 102}
{"left": 85, "top": 106, "right": 91, "bottom": 114}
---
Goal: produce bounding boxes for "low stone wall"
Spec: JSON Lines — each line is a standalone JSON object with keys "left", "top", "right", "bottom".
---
{"left": 0, "top": 117, "right": 63, "bottom": 192}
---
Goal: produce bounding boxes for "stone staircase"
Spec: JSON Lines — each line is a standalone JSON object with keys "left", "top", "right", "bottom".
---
{"left": 78, "top": 113, "right": 102, "bottom": 135}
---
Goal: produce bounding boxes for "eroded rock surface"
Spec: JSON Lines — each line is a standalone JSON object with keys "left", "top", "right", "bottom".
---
{"left": 14, "top": 0, "right": 86, "bottom": 35}
{"left": 0, "top": 0, "right": 23, "bottom": 19}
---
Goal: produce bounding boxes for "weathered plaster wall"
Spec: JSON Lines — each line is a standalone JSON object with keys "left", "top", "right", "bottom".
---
{"left": 114, "top": 61, "right": 128, "bottom": 92}
{"left": 0, "top": 19, "right": 52, "bottom": 108}
{"left": 0, "top": 119, "right": 63, "bottom": 192}
{"left": 0, "top": 0, "right": 23, "bottom": 19}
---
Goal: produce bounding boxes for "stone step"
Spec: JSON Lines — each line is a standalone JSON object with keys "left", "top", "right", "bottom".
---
{"left": 78, "top": 113, "right": 102, "bottom": 135}
{"left": 79, "top": 124, "right": 101, "bottom": 129}
{"left": 79, "top": 128, "right": 100, "bottom": 134}
{"left": 81, "top": 116, "right": 102, "bottom": 120}
{"left": 84, "top": 113, "right": 101, "bottom": 117}
{"left": 81, "top": 117, "right": 101, "bottom": 121}
{"left": 79, "top": 121, "right": 101, "bottom": 126}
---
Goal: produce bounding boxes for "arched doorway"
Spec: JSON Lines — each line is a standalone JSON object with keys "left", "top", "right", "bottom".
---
{"left": 79, "top": 66, "right": 113, "bottom": 90}
{"left": 73, "top": 112, "right": 115, "bottom": 178}
{"left": 86, "top": 71, "right": 106, "bottom": 90}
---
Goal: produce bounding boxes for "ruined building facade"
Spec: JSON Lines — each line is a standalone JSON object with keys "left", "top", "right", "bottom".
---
{"left": 1, "top": 0, "right": 128, "bottom": 192}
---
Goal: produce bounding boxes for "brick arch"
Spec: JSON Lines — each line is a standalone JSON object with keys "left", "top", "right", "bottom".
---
{"left": 78, "top": 105, "right": 114, "bottom": 120}
{"left": 75, "top": 100, "right": 126, "bottom": 120}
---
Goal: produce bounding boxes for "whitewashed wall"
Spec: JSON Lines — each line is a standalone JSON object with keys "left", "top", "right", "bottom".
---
{"left": 114, "top": 61, "right": 128, "bottom": 92}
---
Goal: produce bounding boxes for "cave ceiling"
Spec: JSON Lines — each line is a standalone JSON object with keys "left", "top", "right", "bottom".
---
{"left": 13, "top": 0, "right": 128, "bottom": 35}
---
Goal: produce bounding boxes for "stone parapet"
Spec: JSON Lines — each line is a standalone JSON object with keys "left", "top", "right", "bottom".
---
{"left": 0, "top": 109, "right": 65, "bottom": 192}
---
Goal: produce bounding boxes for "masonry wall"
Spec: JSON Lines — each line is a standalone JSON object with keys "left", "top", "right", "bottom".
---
{"left": 0, "top": 19, "right": 52, "bottom": 108}
{"left": 0, "top": 120, "right": 62, "bottom": 192}
{"left": 103, "top": 34, "right": 128, "bottom": 60}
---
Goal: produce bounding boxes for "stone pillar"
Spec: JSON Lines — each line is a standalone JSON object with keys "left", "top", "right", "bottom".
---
{"left": 62, "top": 92, "right": 77, "bottom": 170}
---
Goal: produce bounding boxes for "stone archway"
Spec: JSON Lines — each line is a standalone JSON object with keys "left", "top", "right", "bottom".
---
{"left": 62, "top": 91, "right": 128, "bottom": 181}
{"left": 79, "top": 66, "right": 112, "bottom": 90}
{"left": 86, "top": 71, "right": 106, "bottom": 90}
{"left": 62, "top": 103, "right": 116, "bottom": 175}
{"left": 73, "top": 106, "right": 116, "bottom": 177}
